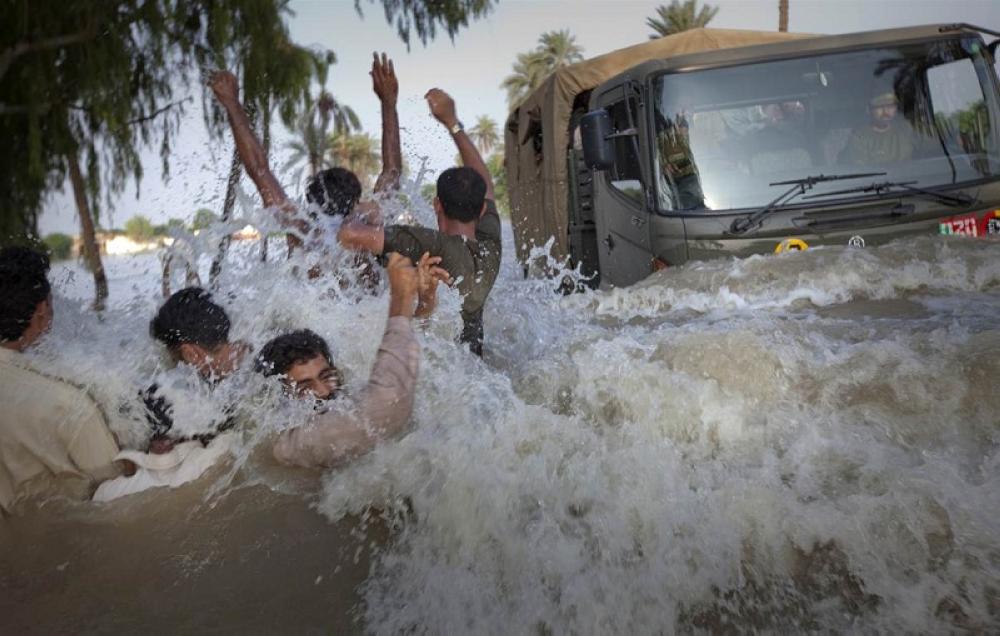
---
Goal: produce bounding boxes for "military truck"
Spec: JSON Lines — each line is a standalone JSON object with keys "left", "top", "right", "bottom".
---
{"left": 504, "top": 25, "right": 1000, "bottom": 288}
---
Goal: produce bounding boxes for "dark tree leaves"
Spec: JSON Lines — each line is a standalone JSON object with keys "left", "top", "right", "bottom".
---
{"left": 356, "top": 0, "right": 496, "bottom": 49}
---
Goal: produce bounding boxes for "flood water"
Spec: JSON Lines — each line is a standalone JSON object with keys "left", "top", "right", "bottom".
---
{"left": 1, "top": 217, "right": 999, "bottom": 632}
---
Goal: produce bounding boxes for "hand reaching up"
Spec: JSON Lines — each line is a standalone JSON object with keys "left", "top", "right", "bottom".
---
{"left": 371, "top": 52, "right": 398, "bottom": 104}
{"left": 415, "top": 251, "right": 451, "bottom": 318}
{"left": 386, "top": 253, "right": 418, "bottom": 318}
{"left": 424, "top": 88, "right": 458, "bottom": 129}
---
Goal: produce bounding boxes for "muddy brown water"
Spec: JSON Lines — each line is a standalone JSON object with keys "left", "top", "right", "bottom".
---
{"left": 0, "top": 472, "right": 385, "bottom": 634}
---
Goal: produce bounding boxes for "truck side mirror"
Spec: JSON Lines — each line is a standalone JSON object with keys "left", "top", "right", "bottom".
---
{"left": 581, "top": 110, "right": 614, "bottom": 170}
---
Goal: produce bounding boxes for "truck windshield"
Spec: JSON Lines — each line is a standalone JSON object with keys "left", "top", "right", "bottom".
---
{"left": 652, "top": 36, "right": 1000, "bottom": 212}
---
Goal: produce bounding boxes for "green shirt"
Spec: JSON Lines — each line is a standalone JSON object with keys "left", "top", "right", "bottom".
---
{"left": 383, "top": 200, "right": 502, "bottom": 355}
{"left": 842, "top": 124, "right": 917, "bottom": 165}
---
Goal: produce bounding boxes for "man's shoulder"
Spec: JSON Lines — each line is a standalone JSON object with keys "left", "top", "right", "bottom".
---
{"left": 0, "top": 361, "right": 106, "bottom": 428}
{"left": 476, "top": 199, "right": 502, "bottom": 243}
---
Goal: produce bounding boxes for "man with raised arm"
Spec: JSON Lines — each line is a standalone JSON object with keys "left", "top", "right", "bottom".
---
{"left": 338, "top": 89, "right": 501, "bottom": 357}
{"left": 208, "top": 52, "right": 404, "bottom": 250}
{"left": 270, "top": 253, "right": 423, "bottom": 468}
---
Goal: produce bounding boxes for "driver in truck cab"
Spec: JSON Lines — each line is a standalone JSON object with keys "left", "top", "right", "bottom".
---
{"left": 841, "top": 91, "right": 929, "bottom": 165}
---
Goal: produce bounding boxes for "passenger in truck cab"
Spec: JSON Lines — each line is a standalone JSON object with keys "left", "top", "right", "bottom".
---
{"left": 741, "top": 100, "right": 813, "bottom": 174}
{"left": 841, "top": 91, "right": 927, "bottom": 166}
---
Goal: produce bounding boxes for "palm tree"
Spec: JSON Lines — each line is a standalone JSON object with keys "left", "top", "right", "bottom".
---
{"left": 469, "top": 115, "right": 500, "bottom": 156}
{"left": 328, "top": 131, "right": 380, "bottom": 189}
{"left": 778, "top": 0, "right": 788, "bottom": 32}
{"left": 647, "top": 0, "right": 719, "bottom": 39}
{"left": 501, "top": 31, "right": 585, "bottom": 108}
{"left": 284, "top": 94, "right": 360, "bottom": 178}
{"left": 501, "top": 50, "right": 549, "bottom": 108}
{"left": 537, "top": 30, "right": 585, "bottom": 69}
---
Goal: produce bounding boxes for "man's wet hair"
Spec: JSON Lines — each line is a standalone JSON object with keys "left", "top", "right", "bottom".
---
{"left": 0, "top": 246, "right": 51, "bottom": 342}
{"left": 150, "top": 287, "right": 230, "bottom": 352}
{"left": 306, "top": 167, "right": 362, "bottom": 217}
{"left": 255, "top": 329, "right": 332, "bottom": 377}
{"left": 436, "top": 166, "right": 487, "bottom": 223}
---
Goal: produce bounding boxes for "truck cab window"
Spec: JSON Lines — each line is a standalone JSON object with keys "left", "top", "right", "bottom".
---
{"left": 607, "top": 99, "right": 644, "bottom": 205}
{"left": 927, "top": 55, "right": 995, "bottom": 169}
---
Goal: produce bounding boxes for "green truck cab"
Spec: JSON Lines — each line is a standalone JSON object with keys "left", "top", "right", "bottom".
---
{"left": 504, "top": 25, "right": 1000, "bottom": 288}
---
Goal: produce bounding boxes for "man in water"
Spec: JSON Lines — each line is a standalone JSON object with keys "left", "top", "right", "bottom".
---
{"left": 261, "top": 253, "right": 425, "bottom": 468}
{"left": 144, "top": 287, "right": 250, "bottom": 449}
{"left": 842, "top": 91, "right": 922, "bottom": 165}
{"left": 150, "top": 287, "right": 250, "bottom": 383}
{"left": 0, "top": 247, "right": 121, "bottom": 512}
{"left": 209, "top": 53, "right": 402, "bottom": 254}
{"left": 338, "top": 88, "right": 501, "bottom": 356}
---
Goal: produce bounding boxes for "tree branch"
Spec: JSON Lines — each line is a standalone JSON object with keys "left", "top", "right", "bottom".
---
{"left": 124, "top": 98, "right": 190, "bottom": 126}
{"left": 0, "top": 25, "right": 99, "bottom": 81}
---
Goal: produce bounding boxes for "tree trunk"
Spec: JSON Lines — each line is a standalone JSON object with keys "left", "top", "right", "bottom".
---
{"left": 208, "top": 148, "right": 241, "bottom": 287}
{"left": 260, "top": 95, "right": 270, "bottom": 263}
{"left": 778, "top": 0, "right": 789, "bottom": 32}
{"left": 161, "top": 252, "right": 172, "bottom": 298}
{"left": 66, "top": 151, "right": 108, "bottom": 311}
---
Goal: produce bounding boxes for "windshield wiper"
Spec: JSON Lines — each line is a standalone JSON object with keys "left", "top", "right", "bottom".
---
{"left": 803, "top": 180, "right": 977, "bottom": 208}
{"left": 729, "top": 172, "right": 886, "bottom": 235}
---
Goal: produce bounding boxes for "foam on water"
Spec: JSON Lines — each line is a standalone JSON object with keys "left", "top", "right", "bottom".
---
{"left": 30, "top": 192, "right": 1000, "bottom": 631}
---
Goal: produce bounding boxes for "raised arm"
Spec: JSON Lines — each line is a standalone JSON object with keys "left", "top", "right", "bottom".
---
{"left": 371, "top": 53, "right": 402, "bottom": 194}
{"left": 272, "top": 254, "right": 420, "bottom": 468}
{"left": 425, "top": 88, "right": 495, "bottom": 203}
{"left": 209, "top": 71, "right": 302, "bottom": 230}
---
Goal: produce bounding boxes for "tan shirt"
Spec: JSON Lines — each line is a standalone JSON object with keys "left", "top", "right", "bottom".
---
{"left": 0, "top": 347, "right": 120, "bottom": 513}
{"left": 273, "top": 317, "right": 419, "bottom": 469}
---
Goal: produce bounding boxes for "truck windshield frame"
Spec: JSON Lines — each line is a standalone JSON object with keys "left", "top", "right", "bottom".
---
{"left": 649, "top": 35, "right": 1000, "bottom": 215}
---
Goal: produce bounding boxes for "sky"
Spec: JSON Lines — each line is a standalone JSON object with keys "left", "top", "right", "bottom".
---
{"left": 38, "top": 0, "right": 1000, "bottom": 235}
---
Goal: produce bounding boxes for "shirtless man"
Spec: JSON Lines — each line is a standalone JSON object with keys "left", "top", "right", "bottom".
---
{"left": 209, "top": 53, "right": 403, "bottom": 255}
{"left": 338, "top": 89, "right": 501, "bottom": 356}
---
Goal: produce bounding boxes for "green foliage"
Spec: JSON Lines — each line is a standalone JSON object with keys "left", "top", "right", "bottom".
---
{"left": 1, "top": 0, "right": 325, "bottom": 245}
{"left": 486, "top": 153, "right": 509, "bottom": 217}
{"left": 284, "top": 92, "right": 361, "bottom": 179}
{"left": 356, "top": 0, "right": 496, "bottom": 49}
{"left": 124, "top": 215, "right": 156, "bottom": 241}
{"left": 328, "top": 131, "right": 381, "bottom": 189}
{"left": 166, "top": 217, "right": 186, "bottom": 231}
{"left": 43, "top": 233, "right": 74, "bottom": 260}
{"left": 502, "top": 30, "right": 584, "bottom": 108}
{"left": 191, "top": 208, "right": 219, "bottom": 232}
{"left": 647, "top": 0, "right": 719, "bottom": 39}
{"left": 420, "top": 182, "right": 437, "bottom": 204}
{"left": 469, "top": 115, "right": 500, "bottom": 156}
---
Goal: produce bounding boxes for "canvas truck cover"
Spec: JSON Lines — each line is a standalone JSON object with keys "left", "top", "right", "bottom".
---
{"left": 504, "top": 27, "right": 814, "bottom": 265}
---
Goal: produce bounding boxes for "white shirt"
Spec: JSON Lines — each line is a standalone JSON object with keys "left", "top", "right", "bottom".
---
{"left": 0, "top": 347, "right": 119, "bottom": 513}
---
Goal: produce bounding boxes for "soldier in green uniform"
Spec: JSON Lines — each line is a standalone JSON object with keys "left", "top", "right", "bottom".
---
{"left": 842, "top": 92, "right": 923, "bottom": 165}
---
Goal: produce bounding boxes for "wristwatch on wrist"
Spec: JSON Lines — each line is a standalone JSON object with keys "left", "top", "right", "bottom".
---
{"left": 449, "top": 121, "right": 464, "bottom": 135}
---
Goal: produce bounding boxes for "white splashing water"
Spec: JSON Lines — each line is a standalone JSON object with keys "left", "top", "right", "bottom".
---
{"left": 29, "top": 189, "right": 1000, "bottom": 632}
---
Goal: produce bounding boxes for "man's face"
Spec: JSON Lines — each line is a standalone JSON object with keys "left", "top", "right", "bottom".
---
{"left": 871, "top": 102, "right": 898, "bottom": 128}
{"left": 36, "top": 295, "right": 53, "bottom": 337}
{"left": 283, "top": 354, "right": 343, "bottom": 401}
{"left": 177, "top": 341, "right": 249, "bottom": 381}
{"left": 19, "top": 295, "right": 53, "bottom": 349}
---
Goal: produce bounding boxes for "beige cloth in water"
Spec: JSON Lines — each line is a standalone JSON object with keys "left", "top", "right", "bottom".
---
{"left": 273, "top": 316, "right": 419, "bottom": 468}
{"left": 93, "top": 433, "right": 235, "bottom": 502}
{"left": 0, "top": 347, "right": 120, "bottom": 514}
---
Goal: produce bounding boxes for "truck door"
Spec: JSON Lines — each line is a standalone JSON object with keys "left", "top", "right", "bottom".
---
{"left": 593, "top": 93, "right": 653, "bottom": 287}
